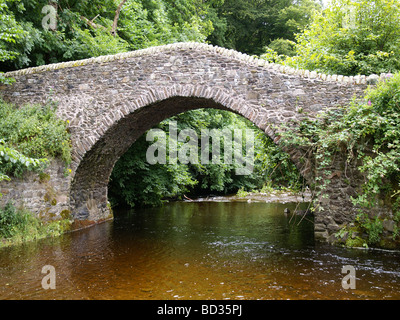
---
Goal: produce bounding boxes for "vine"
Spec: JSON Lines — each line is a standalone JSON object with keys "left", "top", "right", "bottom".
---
{"left": 276, "top": 73, "right": 400, "bottom": 248}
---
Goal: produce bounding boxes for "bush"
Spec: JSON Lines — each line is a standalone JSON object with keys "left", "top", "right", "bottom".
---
{"left": 0, "top": 202, "right": 71, "bottom": 246}
{"left": 0, "top": 201, "right": 23, "bottom": 239}
{"left": 262, "top": 0, "right": 400, "bottom": 76}
{"left": 278, "top": 73, "right": 400, "bottom": 246}
{"left": 0, "top": 99, "right": 71, "bottom": 178}
{"left": 268, "top": 38, "right": 297, "bottom": 57}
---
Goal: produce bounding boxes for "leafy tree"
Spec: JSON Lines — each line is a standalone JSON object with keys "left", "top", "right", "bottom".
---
{"left": 272, "top": 0, "right": 321, "bottom": 42}
{"left": 267, "top": 38, "right": 296, "bottom": 56}
{"left": 284, "top": 0, "right": 400, "bottom": 75}
{"left": 207, "top": 0, "right": 321, "bottom": 55}
{"left": 0, "top": 0, "right": 25, "bottom": 62}
{"left": 0, "top": 0, "right": 25, "bottom": 82}
{"left": 108, "top": 132, "right": 198, "bottom": 208}
{"left": 0, "top": 0, "right": 214, "bottom": 71}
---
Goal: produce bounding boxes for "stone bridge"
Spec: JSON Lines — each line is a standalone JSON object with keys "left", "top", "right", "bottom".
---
{"left": 0, "top": 42, "right": 378, "bottom": 243}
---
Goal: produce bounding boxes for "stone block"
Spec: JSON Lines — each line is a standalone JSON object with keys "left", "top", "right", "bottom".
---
{"left": 383, "top": 219, "right": 395, "bottom": 233}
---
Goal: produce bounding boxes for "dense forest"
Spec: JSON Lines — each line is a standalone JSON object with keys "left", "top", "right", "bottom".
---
{"left": 1, "top": 0, "right": 400, "bottom": 217}
{"left": 0, "top": 0, "right": 321, "bottom": 72}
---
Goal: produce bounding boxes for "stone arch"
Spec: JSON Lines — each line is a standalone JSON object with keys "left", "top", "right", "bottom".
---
{"left": 69, "top": 85, "right": 293, "bottom": 222}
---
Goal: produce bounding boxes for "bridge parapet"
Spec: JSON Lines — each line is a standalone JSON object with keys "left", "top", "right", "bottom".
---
{"left": 3, "top": 42, "right": 385, "bottom": 86}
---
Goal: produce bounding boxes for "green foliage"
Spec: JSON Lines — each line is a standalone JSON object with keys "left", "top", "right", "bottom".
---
{"left": 356, "top": 212, "right": 384, "bottom": 245}
{"left": 268, "top": 38, "right": 297, "bottom": 57}
{"left": 0, "top": 0, "right": 25, "bottom": 82}
{"left": 337, "top": 213, "right": 384, "bottom": 247}
{"left": 0, "top": 0, "right": 25, "bottom": 62}
{"left": 350, "top": 74, "right": 400, "bottom": 209}
{"left": 0, "top": 201, "right": 71, "bottom": 246}
{"left": 260, "top": 47, "right": 288, "bottom": 64}
{"left": 0, "top": 0, "right": 215, "bottom": 71}
{"left": 0, "top": 0, "right": 322, "bottom": 69}
{"left": 0, "top": 98, "right": 71, "bottom": 178}
{"left": 278, "top": 73, "right": 400, "bottom": 246}
{"left": 0, "top": 201, "right": 22, "bottom": 238}
{"left": 281, "top": 0, "right": 400, "bottom": 76}
{"left": 0, "top": 139, "right": 47, "bottom": 178}
{"left": 207, "top": 0, "right": 321, "bottom": 55}
{"left": 109, "top": 133, "right": 198, "bottom": 208}
{"left": 109, "top": 109, "right": 302, "bottom": 208}
{"left": 236, "top": 187, "right": 250, "bottom": 198}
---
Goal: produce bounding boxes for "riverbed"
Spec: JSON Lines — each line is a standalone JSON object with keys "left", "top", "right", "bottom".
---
{"left": 0, "top": 200, "right": 399, "bottom": 300}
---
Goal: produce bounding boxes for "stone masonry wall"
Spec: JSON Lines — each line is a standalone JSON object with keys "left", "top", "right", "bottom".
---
{"left": 0, "top": 159, "right": 72, "bottom": 221}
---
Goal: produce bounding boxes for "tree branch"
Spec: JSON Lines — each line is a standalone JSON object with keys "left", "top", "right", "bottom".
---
{"left": 80, "top": 14, "right": 107, "bottom": 31}
{"left": 111, "top": 0, "right": 127, "bottom": 37}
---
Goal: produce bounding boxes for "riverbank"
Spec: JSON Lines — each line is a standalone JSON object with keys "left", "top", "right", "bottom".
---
{"left": 0, "top": 202, "right": 72, "bottom": 248}
{"left": 184, "top": 189, "right": 313, "bottom": 204}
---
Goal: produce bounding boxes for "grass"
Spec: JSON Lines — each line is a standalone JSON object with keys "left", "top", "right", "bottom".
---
{"left": 0, "top": 202, "right": 72, "bottom": 247}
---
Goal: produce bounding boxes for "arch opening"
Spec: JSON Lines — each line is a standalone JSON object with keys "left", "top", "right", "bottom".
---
{"left": 69, "top": 96, "right": 309, "bottom": 223}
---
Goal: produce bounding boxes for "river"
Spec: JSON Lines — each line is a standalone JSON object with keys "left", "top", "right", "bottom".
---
{"left": 0, "top": 200, "right": 400, "bottom": 300}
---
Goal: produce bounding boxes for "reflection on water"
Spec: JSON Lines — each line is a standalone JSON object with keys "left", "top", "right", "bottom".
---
{"left": 0, "top": 201, "right": 400, "bottom": 300}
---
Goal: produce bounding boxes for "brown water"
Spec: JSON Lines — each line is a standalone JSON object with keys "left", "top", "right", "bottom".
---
{"left": 0, "top": 201, "right": 400, "bottom": 300}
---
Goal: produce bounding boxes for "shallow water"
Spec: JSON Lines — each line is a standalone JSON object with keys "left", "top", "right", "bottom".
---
{"left": 0, "top": 201, "right": 399, "bottom": 300}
